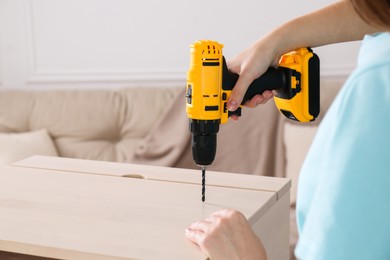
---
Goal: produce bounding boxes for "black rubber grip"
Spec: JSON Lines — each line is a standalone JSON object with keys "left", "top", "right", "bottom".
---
{"left": 221, "top": 57, "right": 292, "bottom": 104}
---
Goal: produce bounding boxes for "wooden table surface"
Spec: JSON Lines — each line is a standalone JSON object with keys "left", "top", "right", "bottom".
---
{"left": 0, "top": 156, "right": 290, "bottom": 260}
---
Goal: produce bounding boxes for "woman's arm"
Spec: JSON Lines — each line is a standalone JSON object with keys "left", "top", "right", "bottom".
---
{"left": 227, "top": 0, "right": 379, "bottom": 112}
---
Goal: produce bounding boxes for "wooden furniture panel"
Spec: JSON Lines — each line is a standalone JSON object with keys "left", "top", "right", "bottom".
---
{"left": 0, "top": 156, "right": 290, "bottom": 260}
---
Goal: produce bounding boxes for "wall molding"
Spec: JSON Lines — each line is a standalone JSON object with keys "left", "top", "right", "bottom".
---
{"left": 27, "top": 69, "right": 187, "bottom": 85}
{"left": 26, "top": 67, "right": 350, "bottom": 85}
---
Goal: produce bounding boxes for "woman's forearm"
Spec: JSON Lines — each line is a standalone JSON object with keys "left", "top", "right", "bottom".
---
{"left": 262, "top": 0, "right": 378, "bottom": 58}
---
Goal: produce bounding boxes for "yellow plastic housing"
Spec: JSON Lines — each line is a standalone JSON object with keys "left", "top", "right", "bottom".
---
{"left": 186, "top": 40, "right": 224, "bottom": 121}
{"left": 274, "top": 48, "right": 314, "bottom": 122}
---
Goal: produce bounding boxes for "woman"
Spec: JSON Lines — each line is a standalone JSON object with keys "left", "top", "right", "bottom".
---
{"left": 185, "top": 0, "right": 390, "bottom": 259}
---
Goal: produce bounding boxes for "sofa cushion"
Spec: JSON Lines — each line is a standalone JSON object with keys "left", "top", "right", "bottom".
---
{"left": 0, "top": 88, "right": 180, "bottom": 162}
{"left": 0, "top": 129, "right": 58, "bottom": 166}
{"left": 283, "top": 123, "right": 318, "bottom": 205}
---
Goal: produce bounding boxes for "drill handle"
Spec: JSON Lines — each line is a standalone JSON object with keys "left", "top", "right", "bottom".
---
{"left": 221, "top": 57, "right": 293, "bottom": 104}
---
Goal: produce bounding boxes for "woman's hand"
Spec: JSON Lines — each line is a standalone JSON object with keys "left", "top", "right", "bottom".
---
{"left": 185, "top": 209, "right": 267, "bottom": 260}
{"left": 226, "top": 38, "right": 280, "bottom": 121}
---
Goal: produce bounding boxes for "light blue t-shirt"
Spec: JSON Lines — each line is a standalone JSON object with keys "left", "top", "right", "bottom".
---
{"left": 295, "top": 32, "right": 390, "bottom": 260}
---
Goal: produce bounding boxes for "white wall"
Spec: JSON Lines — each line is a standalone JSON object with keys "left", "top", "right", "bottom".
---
{"left": 0, "top": 0, "right": 361, "bottom": 89}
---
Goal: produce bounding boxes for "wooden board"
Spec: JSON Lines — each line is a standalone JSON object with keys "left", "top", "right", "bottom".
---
{"left": 0, "top": 157, "right": 290, "bottom": 260}
{"left": 13, "top": 156, "right": 290, "bottom": 200}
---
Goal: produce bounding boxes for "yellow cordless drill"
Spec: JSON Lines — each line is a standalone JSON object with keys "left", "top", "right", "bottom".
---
{"left": 186, "top": 40, "right": 320, "bottom": 201}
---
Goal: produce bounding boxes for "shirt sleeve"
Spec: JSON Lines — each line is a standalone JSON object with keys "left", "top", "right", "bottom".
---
{"left": 295, "top": 67, "right": 390, "bottom": 260}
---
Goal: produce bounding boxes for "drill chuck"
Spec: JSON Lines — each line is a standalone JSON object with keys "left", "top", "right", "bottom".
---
{"left": 192, "top": 134, "right": 216, "bottom": 166}
{"left": 190, "top": 119, "right": 219, "bottom": 166}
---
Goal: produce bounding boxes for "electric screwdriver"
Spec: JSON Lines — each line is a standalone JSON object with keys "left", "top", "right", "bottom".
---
{"left": 186, "top": 40, "right": 320, "bottom": 201}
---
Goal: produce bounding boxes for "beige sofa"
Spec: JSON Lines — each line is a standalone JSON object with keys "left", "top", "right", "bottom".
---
{"left": 0, "top": 79, "right": 344, "bottom": 259}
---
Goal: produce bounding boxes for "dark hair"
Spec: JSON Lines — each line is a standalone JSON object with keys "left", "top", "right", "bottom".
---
{"left": 350, "top": 0, "right": 390, "bottom": 28}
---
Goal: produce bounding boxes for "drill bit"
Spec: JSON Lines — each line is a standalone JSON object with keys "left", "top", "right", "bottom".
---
{"left": 201, "top": 166, "right": 206, "bottom": 202}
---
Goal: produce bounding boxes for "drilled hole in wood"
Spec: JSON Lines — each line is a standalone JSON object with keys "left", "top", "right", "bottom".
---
{"left": 122, "top": 174, "right": 146, "bottom": 179}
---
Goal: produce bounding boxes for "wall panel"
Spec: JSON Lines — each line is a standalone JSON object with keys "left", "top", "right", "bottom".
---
{"left": 0, "top": 0, "right": 359, "bottom": 89}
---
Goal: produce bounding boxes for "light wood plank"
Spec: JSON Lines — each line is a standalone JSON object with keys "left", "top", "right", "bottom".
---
{"left": 12, "top": 156, "right": 291, "bottom": 199}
